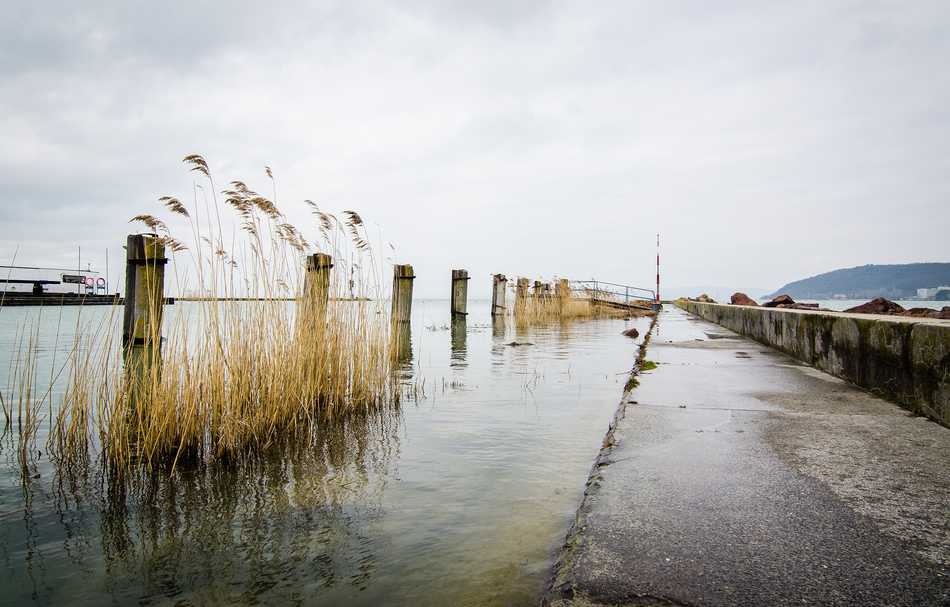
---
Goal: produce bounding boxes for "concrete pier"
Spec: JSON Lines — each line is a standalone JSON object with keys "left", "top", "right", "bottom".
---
{"left": 678, "top": 300, "right": 950, "bottom": 427}
{"left": 547, "top": 306, "right": 950, "bottom": 606}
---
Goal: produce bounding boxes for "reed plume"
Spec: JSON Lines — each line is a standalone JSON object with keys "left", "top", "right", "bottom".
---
{"left": 45, "top": 155, "right": 398, "bottom": 472}
{"left": 510, "top": 279, "right": 649, "bottom": 325}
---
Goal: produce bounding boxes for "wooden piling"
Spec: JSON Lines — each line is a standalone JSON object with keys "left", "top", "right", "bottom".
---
{"left": 391, "top": 322, "right": 413, "bottom": 367}
{"left": 451, "top": 269, "right": 469, "bottom": 317}
{"left": 392, "top": 264, "right": 414, "bottom": 323}
{"left": 122, "top": 234, "right": 166, "bottom": 396}
{"left": 516, "top": 277, "right": 530, "bottom": 313}
{"left": 556, "top": 279, "right": 570, "bottom": 313}
{"left": 516, "top": 278, "right": 529, "bottom": 301}
{"left": 491, "top": 274, "right": 507, "bottom": 317}
{"left": 303, "top": 253, "right": 333, "bottom": 312}
{"left": 122, "top": 234, "right": 166, "bottom": 347}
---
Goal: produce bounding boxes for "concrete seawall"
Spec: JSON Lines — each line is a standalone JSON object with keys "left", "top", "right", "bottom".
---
{"left": 545, "top": 307, "right": 950, "bottom": 606}
{"left": 678, "top": 300, "right": 950, "bottom": 427}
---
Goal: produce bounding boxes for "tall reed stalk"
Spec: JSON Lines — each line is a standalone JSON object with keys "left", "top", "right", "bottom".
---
{"left": 45, "top": 155, "right": 397, "bottom": 471}
{"left": 510, "top": 281, "right": 636, "bottom": 325}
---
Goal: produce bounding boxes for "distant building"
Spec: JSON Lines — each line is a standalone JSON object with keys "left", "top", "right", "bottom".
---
{"left": 917, "top": 286, "right": 950, "bottom": 299}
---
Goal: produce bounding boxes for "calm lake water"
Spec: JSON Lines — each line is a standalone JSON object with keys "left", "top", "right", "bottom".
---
{"left": 0, "top": 299, "right": 649, "bottom": 606}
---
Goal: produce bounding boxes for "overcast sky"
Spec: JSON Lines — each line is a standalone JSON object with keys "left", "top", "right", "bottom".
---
{"left": 2, "top": 1, "right": 948, "bottom": 298}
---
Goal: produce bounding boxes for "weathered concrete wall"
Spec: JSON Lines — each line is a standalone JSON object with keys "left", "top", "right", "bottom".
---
{"left": 678, "top": 301, "right": 950, "bottom": 427}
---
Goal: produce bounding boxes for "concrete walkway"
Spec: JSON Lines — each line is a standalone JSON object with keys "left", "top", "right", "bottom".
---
{"left": 547, "top": 307, "right": 949, "bottom": 606}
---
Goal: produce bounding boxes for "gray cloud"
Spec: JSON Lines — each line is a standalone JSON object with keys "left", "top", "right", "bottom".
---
{"left": 1, "top": 1, "right": 948, "bottom": 297}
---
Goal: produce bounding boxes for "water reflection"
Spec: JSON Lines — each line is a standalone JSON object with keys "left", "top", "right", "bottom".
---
{"left": 491, "top": 314, "right": 505, "bottom": 338}
{"left": 24, "top": 409, "right": 401, "bottom": 606}
{"left": 391, "top": 321, "right": 413, "bottom": 379}
{"left": 450, "top": 317, "right": 467, "bottom": 368}
{"left": 490, "top": 314, "right": 508, "bottom": 364}
{"left": 1, "top": 300, "right": 653, "bottom": 607}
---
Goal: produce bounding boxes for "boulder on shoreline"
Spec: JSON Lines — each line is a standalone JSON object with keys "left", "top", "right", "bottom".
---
{"left": 763, "top": 294, "right": 795, "bottom": 308}
{"left": 621, "top": 327, "right": 640, "bottom": 339}
{"left": 693, "top": 294, "right": 716, "bottom": 303}
{"left": 844, "top": 297, "right": 905, "bottom": 315}
{"left": 900, "top": 307, "right": 938, "bottom": 318}
{"left": 897, "top": 306, "right": 950, "bottom": 320}
{"left": 730, "top": 292, "right": 758, "bottom": 306}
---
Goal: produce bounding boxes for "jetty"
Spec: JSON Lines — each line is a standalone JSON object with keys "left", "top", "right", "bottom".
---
{"left": 546, "top": 304, "right": 950, "bottom": 606}
{"left": 570, "top": 280, "right": 659, "bottom": 313}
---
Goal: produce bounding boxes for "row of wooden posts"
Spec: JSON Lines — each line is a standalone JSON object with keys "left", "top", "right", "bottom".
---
{"left": 397, "top": 269, "right": 570, "bottom": 323}
{"left": 120, "top": 233, "right": 571, "bottom": 347}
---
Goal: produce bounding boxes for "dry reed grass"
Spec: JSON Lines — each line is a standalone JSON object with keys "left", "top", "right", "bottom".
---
{"left": 510, "top": 281, "right": 642, "bottom": 325}
{"left": 28, "top": 155, "right": 401, "bottom": 472}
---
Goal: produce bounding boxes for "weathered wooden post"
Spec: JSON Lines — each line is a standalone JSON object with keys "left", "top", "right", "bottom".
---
{"left": 515, "top": 277, "right": 530, "bottom": 317}
{"left": 491, "top": 274, "right": 507, "bottom": 317}
{"left": 556, "top": 279, "right": 570, "bottom": 300}
{"left": 123, "top": 234, "right": 166, "bottom": 395}
{"left": 392, "top": 264, "right": 414, "bottom": 323}
{"left": 556, "top": 279, "right": 570, "bottom": 315}
{"left": 450, "top": 269, "right": 469, "bottom": 317}
{"left": 299, "top": 253, "right": 333, "bottom": 343}
{"left": 303, "top": 253, "right": 333, "bottom": 311}
{"left": 516, "top": 278, "right": 529, "bottom": 305}
{"left": 392, "top": 322, "right": 413, "bottom": 368}
{"left": 123, "top": 234, "right": 166, "bottom": 347}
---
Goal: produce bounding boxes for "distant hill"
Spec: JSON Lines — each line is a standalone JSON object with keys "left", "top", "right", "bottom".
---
{"left": 768, "top": 263, "right": 950, "bottom": 299}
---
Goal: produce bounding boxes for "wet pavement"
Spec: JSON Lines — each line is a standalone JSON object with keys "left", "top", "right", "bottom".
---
{"left": 548, "top": 306, "right": 950, "bottom": 606}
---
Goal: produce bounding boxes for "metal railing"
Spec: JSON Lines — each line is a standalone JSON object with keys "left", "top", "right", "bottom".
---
{"left": 569, "top": 280, "right": 656, "bottom": 306}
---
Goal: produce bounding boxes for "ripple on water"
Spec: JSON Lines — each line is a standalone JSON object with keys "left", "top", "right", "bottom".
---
{"left": 0, "top": 299, "right": 652, "bottom": 606}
